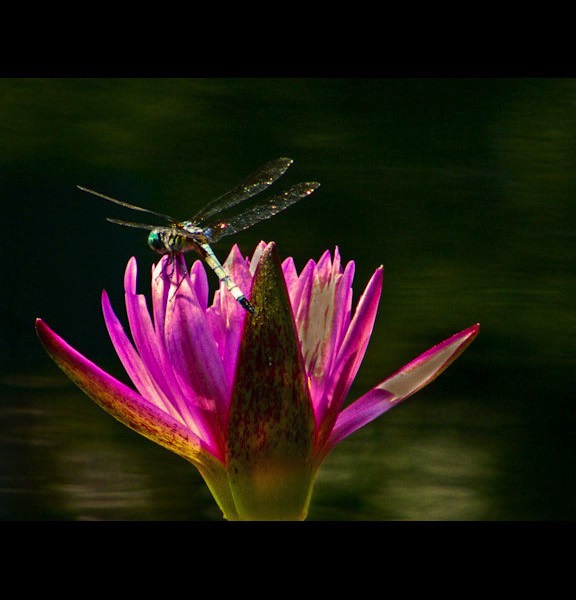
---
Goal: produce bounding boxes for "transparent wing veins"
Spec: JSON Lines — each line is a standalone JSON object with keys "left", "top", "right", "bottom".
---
{"left": 78, "top": 158, "right": 320, "bottom": 244}
{"left": 201, "top": 181, "right": 320, "bottom": 242}
{"left": 190, "top": 157, "right": 294, "bottom": 224}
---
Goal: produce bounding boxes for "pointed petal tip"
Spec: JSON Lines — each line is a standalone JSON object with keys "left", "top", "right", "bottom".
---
{"left": 35, "top": 317, "right": 222, "bottom": 471}
{"left": 36, "top": 318, "right": 59, "bottom": 352}
{"left": 262, "top": 240, "right": 277, "bottom": 255}
{"left": 36, "top": 319, "right": 66, "bottom": 360}
{"left": 322, "top": 321, "right": 481, "bottom": 456}
{"left": 461, "top": 322, "right": 481, "bottom": 342}
{"left": 34, "top": 317, "right": 45, "bottom": 335}
{"left": 252, "top": 241, "right": 279, "bottom": 275}
{"left": 413, "top": 322, "right": 480, "bottom": 370}
{"left": 35, "top": 317, "right": 56, "bottom": 343}
{"left": 462, "top": 319, "right": 480, "bottom": 344}
{"left": 227, "top": 236, "right": 315, "bottom": 514}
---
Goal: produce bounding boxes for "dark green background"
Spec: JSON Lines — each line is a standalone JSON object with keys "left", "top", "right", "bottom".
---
{"left": 0, "top": 78, "right": 573, "bottom": 520}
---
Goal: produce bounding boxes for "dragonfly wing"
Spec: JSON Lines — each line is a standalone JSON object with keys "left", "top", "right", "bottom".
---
{"left": 203, "top": 181, "right": 320, "bottom": 242}
{"left": 191, "top": 157, "right": 294, "bottom": 224}
{"left": 78, "top": 186, "right": 178, "bottom": 223}
{"left": 107, "top": 218, "right": 170, "bottom": 232}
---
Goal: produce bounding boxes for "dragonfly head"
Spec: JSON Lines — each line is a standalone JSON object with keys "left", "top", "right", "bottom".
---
{"left": 147, "top": 230, "right": 167, "bottom": 254}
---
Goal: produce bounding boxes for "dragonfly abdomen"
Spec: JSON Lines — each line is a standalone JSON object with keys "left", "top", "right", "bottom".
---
{"left": 199, "top": 243, "right": 255, "bottom": 314}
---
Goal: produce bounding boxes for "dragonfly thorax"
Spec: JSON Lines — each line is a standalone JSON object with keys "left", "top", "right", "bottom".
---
{"left": 147, "top": 228, "right": 200, "bottom": 255}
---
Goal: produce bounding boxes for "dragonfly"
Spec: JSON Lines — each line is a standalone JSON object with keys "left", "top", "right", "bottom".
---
{"left": 78, "top": 157, "right": 320, "bottom": 314}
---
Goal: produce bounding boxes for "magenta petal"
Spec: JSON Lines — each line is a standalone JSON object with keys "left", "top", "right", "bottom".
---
{"left": 163, "top": 267, "right": 229, "bottom": 454}
{"left": 332, "top": 259, "right": 355, "bottom": 351}
{"left": 207, "top": 245, "right": 251, "bottom": 379}
{"left": 103, "top": 287, "right": 215, "bottom": 444}
{"left": 324, "top": 323, "right": 480, "bottom": 455}
{"left": 34, "top": 318, "right": 218, "bottom": 467}
{"left": 311, "top": 256, "right": 355, "bottom": 400}
{"left": 189, "top": 259, "right": 210, "bottom": 311}
{"left": 123, "top": 259, "right": 170, "bottom": 392}
{"left": 101, "top": 289, "right": 175, "bottom": 415}
{"left": 290, "top": 258, "right": 315, "bottom": 320}
{"left": 122, "top": 275, "right": 202, "bottom": 434}
{"left": 281, "top": 256, "right": 298, "bottom": 297}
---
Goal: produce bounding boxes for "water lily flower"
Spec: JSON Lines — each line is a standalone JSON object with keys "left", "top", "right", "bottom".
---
{"left": 35, "top": 242, "right": 479, "bottom": 520}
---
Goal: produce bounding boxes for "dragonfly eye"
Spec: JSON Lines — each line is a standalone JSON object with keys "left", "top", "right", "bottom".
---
{"left": 147, "top": 231, "right": 166, "bottom": 254}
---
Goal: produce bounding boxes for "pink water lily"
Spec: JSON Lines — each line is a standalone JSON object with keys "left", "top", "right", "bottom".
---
{"left": 36, "top": 241, "right": 479, "bottom": 520}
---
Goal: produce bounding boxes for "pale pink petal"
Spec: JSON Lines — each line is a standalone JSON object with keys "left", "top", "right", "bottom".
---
{"left": 315, "top": 266, "right": 384, "bottom": 435}
{"left": 249, "top": 241, "right": 268, "bottom": 275}
{"left": 324, "top": 324, "right": 480, "bottom": 454}
{"left": 308, "top": 254, "right": 356, "bottom": 407}
{"left": 299, "top": 251, "right": 349, "bottom": 414}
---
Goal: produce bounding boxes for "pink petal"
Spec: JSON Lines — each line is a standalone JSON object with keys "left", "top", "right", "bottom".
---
{"left": 291, "top": 259, "right": 315, "bottom": 324}
{"left": 34, "top": 318, "right": 220, "bottom": 469}
{"left": 122, "top": 258, "right": 173, "bottom": 394}
{"left": 206, "top": 244, "right": 252, "bottom": 380}
{"left": 332, "top": 259, "right": 355, "bottom": 353}
{"left": 163, "top": 264, "right": 229, "bottom": 454}
{"left": 324, "top": 323, "right": 480, "bottom": 455}
{"left": 189, "top": 258, "right": 210, "bottom": 311}
{"left": 101, "top": 289, "right": 176, "bottom": 417}
{"left": 281, "top": 256, "right": 298, "bottom": 295}
{"left": 121, "top": 261, "right": 206, "bottom": 436}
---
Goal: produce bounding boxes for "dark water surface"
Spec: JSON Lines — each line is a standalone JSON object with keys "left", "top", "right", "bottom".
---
{"left": 1, "top": 78, "right": 573, "bottom": 520}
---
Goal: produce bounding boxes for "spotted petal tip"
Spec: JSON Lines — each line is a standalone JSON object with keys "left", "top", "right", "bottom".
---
{"left": 226, "top": 243, "right": 316, "bottom": 520}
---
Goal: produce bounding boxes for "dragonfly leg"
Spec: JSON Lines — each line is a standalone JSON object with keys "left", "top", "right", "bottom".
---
{"left": 153, "top": 253, "right": 188, "bottom": 302}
